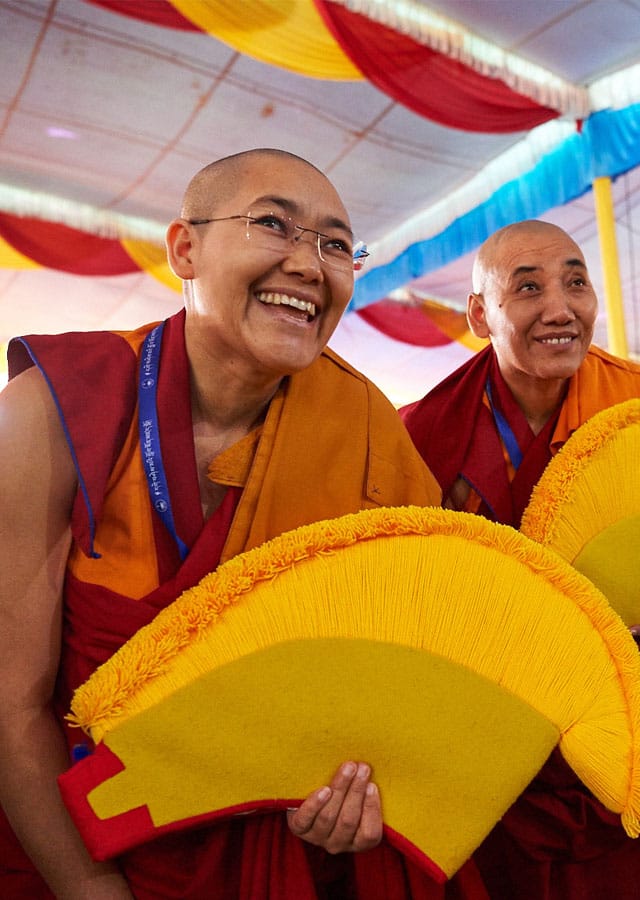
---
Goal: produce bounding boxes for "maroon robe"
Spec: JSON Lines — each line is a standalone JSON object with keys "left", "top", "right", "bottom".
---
{"left": 1, "top": 314, "right": 486, "bottom": 899}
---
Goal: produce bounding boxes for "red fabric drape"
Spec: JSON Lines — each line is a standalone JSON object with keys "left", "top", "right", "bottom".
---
{"left": 82, "top": 0, "right": 558, "bottom": 133}
{"left": 358, "top": 299, "right": 453, "bottom": 347}
{"left": 0, "top": 214, "right": 138, "bottom": 276}
{"left": 314, "top": 2, "right": 559, "bottom": 133}
{"left": 83, "top": 0, "right": 201, "bottom": 32}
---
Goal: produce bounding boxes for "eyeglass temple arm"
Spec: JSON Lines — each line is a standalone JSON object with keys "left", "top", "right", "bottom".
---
{"left": 353, "top": 241, "right": 369, "bottom": 260}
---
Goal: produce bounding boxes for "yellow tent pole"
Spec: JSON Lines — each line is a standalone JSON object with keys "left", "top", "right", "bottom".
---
{"left": 592, "top": 175, "right": 629, "bottom": 358}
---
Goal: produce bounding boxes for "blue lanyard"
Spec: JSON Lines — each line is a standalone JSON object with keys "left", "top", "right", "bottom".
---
{"left": 485, "top": 378, "right": 523, "bottom": 471}
{"left": 138, "top": 323, "right": 189, "bottom": 561}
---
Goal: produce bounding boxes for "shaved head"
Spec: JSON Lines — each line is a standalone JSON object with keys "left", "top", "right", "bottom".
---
{"left": 166, "top": 146, "right": 355, "bottom": 382}
{"left": 465, "top": 218, "right": 597, "bottom": 415}
{"left": 471, "top": 220, "right": 582, "bottom": 296}
{"left": 181, "top": 149, "right": 326, "bottom": 220}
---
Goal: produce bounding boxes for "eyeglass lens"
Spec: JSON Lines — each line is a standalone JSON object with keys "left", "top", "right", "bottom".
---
{"left": 244, "top": 210, "right": 363, "bottom": 272}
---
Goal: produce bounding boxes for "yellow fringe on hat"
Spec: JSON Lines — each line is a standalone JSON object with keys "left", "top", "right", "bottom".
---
{"left": 521, "top": 399, "right": 640, "bottom": 627}
{"left": 68, "top": 505, "right": 640, "bottom": 837}
{"left": 521, "top": 398, "right": 640, "bottom": 555}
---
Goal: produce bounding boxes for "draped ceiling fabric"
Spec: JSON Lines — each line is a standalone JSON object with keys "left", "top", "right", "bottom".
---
{"left": 85, "top": 0, "right": 201, "bottom": 32}
{"left": 314, "top": 2, "right": 559, "bottom": 133}
{"left": 7, "top": 0, "right": 637, "bottom": 285}
{"left": 87, "top": 0, "right": 561, "bottom": 130}
{"left": 0, "top": 213, "right": 181, "bottom": 291}
{"left": 328, "top": 297, "right": 486, "bottom": 407}
{"left": 88, "top": 0, "right": 363, "bottom": 80}
{"left": 356, "top": 297, "right": 482, "bottom": 351}
{"left": 8, "top": 0, "right": 635, "bottom": 284}
{"left": 2, "top": 0, "right": 640, "bottom": 388}
{"left": 353, "top": 102, "right": 640, "bottom": 309}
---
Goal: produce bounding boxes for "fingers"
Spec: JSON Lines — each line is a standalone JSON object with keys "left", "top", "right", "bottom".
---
{"left": 287, "top": 785, "right": 333, "bottom": 837}
{"left": 287, "top": 761, "right": 383, "bottom": 854}
{"left": 321, "top": 762, "right": 373, "bottom": 850}
{"left": 354, "top": 780, "right": 383, "bottom": 851}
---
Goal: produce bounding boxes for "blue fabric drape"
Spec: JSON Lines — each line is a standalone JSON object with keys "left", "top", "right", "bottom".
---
{"left": 352, "top": 103, "right": 640, "bottom": 310}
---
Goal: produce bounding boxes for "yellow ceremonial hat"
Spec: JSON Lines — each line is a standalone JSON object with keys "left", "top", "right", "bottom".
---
{"left": 60, "top": 506, "right": 640, "bottom": 880}
{"left": 521, "top": 398, "right": 640, "bottom": 627}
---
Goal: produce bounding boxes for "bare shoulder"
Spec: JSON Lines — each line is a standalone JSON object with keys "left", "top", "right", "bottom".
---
{"left": 0, "top": 366, "right": 76, "bottom": 520}
{"left": 0, "top": 368, "right": 77, "bottom": 698}
{"left": 1, "top": 363, "right": 62, "bottom": 425}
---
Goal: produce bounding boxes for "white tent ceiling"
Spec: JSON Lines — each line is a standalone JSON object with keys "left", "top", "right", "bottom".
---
{"left": 1, "top": 0, "right": 640, "bottom": 398}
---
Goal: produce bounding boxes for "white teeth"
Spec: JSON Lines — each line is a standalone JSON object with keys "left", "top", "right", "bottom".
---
{"left": 541, "top": 337, "right": 573, "bottom": 344}
{"left": 256, "top": 292, "right": 316, "bottom": 318}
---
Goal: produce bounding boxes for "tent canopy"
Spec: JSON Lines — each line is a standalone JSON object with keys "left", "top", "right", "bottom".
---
{"left": 1, "top": 0, "right": 640, "bottom": 398}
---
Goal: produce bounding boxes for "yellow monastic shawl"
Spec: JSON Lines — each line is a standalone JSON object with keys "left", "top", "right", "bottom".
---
{"left": 552, "top": 345, "right": 640, "bottom": 448}
{"left": 68, "top": 327, "right": 440, "bottom": 598}
{"left": 221, "top": 347, "right": 441, "bottom": 562}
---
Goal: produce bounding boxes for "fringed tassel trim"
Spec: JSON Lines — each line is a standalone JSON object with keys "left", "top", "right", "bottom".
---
{"left": 590, "top": 64, "right": 640, "bottom": 114}
{"left": 556, "top": 565, "right": 640, "bottom": 836}
{"left": 521, "top": 398, "right": 640, "bottom": 546}
{"left": 0, "top": 183, "right": 166, "bottom": 243}
{"left": 67, "top": 505, "right": 640, "bottom": 834}
{"left": 520, "top": 399, "right": 640, "bottom": 834}
{"left": 68, "top": 507, "right": 486, "bottom": 734}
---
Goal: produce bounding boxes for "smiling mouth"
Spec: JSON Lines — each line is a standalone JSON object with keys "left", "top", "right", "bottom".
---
{"left": 256, "top": 291, "right": 317, "bottom": 321}
{"left": 538, "top": 336, "right": 574, "bottom": 345}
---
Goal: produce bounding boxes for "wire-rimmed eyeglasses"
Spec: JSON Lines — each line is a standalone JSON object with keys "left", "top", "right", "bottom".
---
{"left": 186, "top": 211, "right": 370, "bottom": 272}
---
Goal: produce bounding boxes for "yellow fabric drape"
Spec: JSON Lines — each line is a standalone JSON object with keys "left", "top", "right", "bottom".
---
{"left": 0, "top": 234, "right": 41, "bottom": 269}
{"left": 169, "top": 0, "right": 363, "bottom": 81}
{"left": 121, "top": 239, "right": 182, "bottom": 293}
{"left": 420, "top": 299, "right": 488, "bottom": 352}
